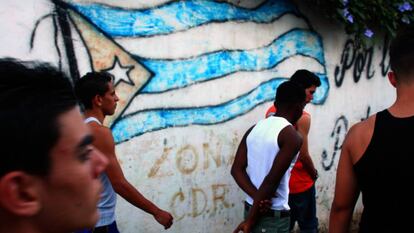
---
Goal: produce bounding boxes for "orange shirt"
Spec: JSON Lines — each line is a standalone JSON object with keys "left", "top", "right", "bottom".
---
{"left": 266, "top": 105, "right": 314, "bottom": 194}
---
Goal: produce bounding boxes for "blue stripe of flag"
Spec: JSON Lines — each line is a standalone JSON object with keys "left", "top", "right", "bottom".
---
{"left": 112, "top": 73, "right": 328, "bottom": 143}
{"left": 139, "top": 29, "right": 325, "bottom": 93}
{"left": 69, "top": 0, "right": 297, "bottom": 37}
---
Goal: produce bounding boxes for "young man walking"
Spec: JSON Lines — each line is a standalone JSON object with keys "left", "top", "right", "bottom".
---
{"left": 75, "top": 72, "right": 173, "bottom": 233}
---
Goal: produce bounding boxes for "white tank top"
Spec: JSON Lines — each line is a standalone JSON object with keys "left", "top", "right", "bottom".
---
{"left": 84, "top": 116, "right": 117, "bottom": 226}
{"left": 245, "top": 116, "right": 298, "bottom": 211}
{"left": 84, "top": 116, "right": 102, "bottom": 125}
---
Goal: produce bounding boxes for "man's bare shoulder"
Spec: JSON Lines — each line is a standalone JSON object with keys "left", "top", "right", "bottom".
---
{"left": 87, "top": 123, "right": 114, "bottom": 142}
{"left": 295, "top": 113, "right": 311, "bottom": 134}
{"left": 343, "top": 115, "right": 376, "bottom": 164}
{"left": 297, "top": 113, "right": 311, "bottom": 125}
{"left": 348, "top": 115, "right": 376, "bottom": 137}
{"left": 299, "top": 112, "right": 311, "bottom": 122}
{"left": 280, "top": 125, "right": 303, "bottom": 147}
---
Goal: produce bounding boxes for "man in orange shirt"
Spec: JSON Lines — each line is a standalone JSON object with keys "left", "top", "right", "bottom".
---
{"left": 266, "top": 70, "right": 320, "bottom": 233}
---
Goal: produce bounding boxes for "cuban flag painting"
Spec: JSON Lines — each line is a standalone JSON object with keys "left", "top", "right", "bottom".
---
{"left": 61, "top": 0, "right": 329, "bottom": 144}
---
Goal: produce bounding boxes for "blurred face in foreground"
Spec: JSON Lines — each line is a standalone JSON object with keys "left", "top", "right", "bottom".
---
{"left": 38, "top": 107, "right": 108, "bottom": 232}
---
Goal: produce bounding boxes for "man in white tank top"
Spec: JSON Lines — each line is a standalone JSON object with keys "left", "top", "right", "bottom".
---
{"left": 74, "top": 72, "right": 173, "bottom": 233}
{"left": 232, "top": 81, "right": 306, "bottom": 233}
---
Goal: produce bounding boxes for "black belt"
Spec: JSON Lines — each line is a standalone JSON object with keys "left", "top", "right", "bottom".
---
{"left": 244, "top": 202, "right": 290, "bottom": 218}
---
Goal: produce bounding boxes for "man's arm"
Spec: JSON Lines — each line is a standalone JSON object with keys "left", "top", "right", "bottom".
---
{"left": 329, "top": 126, "right": 361, "bottom": 233}
{"left": 296, "top": 114, "right": 318, "bottom": 180}
{"left": 231, "top": 126, "right": 257, "bottom": 198}
{"left": 93, "top": 127, "right": 173, "bottom": 229}
{"left": 233, "top": 125, "right": 302, "bottom": 233}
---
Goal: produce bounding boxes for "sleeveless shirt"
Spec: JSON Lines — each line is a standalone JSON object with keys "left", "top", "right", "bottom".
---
{"left": 354, "top": 110, "right": 414, "bottom": 232}
{"left": 266, "top": 105, "right": 314, "bottom": 193}
{"left": 245, "top": 116, "right": 298, "bottom": 210}
{"left": 84, "top": 117, "right": 117, "bottom": 226}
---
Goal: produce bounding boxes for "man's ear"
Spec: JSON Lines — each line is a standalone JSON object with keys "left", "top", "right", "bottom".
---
{"left": 388, "top": 71, "right": 397, "bottom": 87}
{"left": 0, "top": 172, "right": 42, "bottom": 216}
{"left": 92, "top": 94, "right": 103, "bottom": 107}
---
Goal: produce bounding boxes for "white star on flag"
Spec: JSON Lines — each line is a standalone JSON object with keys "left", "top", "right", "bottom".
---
{"left": 104, "top": 56, "right": 135, "bottom": 86}
{"left": 69, "top": 9, "right": 152, "bottom": 126}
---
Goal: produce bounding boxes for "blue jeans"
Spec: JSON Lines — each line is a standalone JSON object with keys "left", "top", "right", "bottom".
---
{"left": 289, "top": 184, "right": 318, "bottom": 233}
{"left": 74, "top": 221, "right": 120, "bottom": 233}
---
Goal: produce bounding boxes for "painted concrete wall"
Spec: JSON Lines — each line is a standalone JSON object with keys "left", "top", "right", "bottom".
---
{"left": 0, "top": 0, "right": 394, "bottom": 232}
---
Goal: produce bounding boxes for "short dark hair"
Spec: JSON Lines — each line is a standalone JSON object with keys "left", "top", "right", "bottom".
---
{"left": 0, "top": 58, "right": 77, "bottom": 177}
{"left": 74, "top": 71, "right": 113, "bottom": 109}
{"left": 290, "top": 69, "right": 321, "bottom": 88}
{"left": 275, "top": 80, "right": 306, "bottom": 107}
{"left": 390, "top": 25, "right": 414, "bottom": 80}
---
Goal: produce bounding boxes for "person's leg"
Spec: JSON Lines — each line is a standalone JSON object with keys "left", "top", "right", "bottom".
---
{"left": 295, "top": 185, "right": 318, "bottom": 233}
{"left": 288, "top": 193, "right": 300, "bottom": 232}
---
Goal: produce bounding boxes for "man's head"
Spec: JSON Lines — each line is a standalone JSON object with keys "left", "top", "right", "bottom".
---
{"left": 0, "top": 58, "right": 107, "bottom": 233}
{"left": 275, "top": 80, "right": 306, "bottom": 123}
{"left": 389, "top": 25, "right": 414, "bottom": 84}
{"left": 290, "top": 69, "right": 321, "bottom": 104}
{"left": 75, "top": 71, "right": 119, "bottom": 116}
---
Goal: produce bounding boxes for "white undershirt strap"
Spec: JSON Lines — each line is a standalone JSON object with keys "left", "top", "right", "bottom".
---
{"left": 84, "top": 116, "right": 102, "bottom": 125}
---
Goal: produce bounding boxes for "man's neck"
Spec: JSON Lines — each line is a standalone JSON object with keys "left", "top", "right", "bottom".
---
{"left": 389, "top": 83, "right": 414, "bottom": 117}
{"left": 84, "top": 109, "right": 105, "bottom": 124}
{"left": 274, "top": 111, "right": 294, "bottom": 124}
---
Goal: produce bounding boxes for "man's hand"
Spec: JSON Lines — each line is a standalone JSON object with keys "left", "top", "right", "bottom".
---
{"left": 153, "top": 209, "right": 174, "bottom": 229}
{"left": 233, "top": 220, "right": 253, "bottom": 233}
{"left": 258, "top": 199, "right": 272, "bottom": 213}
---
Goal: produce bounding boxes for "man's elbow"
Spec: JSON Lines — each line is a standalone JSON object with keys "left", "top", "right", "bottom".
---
{"left": 230, "top": 166, "right": 243, "bottom": 181}
{"left": 330, "top": 200, "right": 353, "bottom": 215}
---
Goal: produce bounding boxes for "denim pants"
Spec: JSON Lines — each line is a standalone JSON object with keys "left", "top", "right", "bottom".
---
{"left": 288, "top": 184, "right": 318, "bottom": 233}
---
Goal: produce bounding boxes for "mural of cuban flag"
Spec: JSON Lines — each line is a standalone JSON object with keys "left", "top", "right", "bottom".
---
{"left": 61, "top": 0, "right": 329, "bottom": 144}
